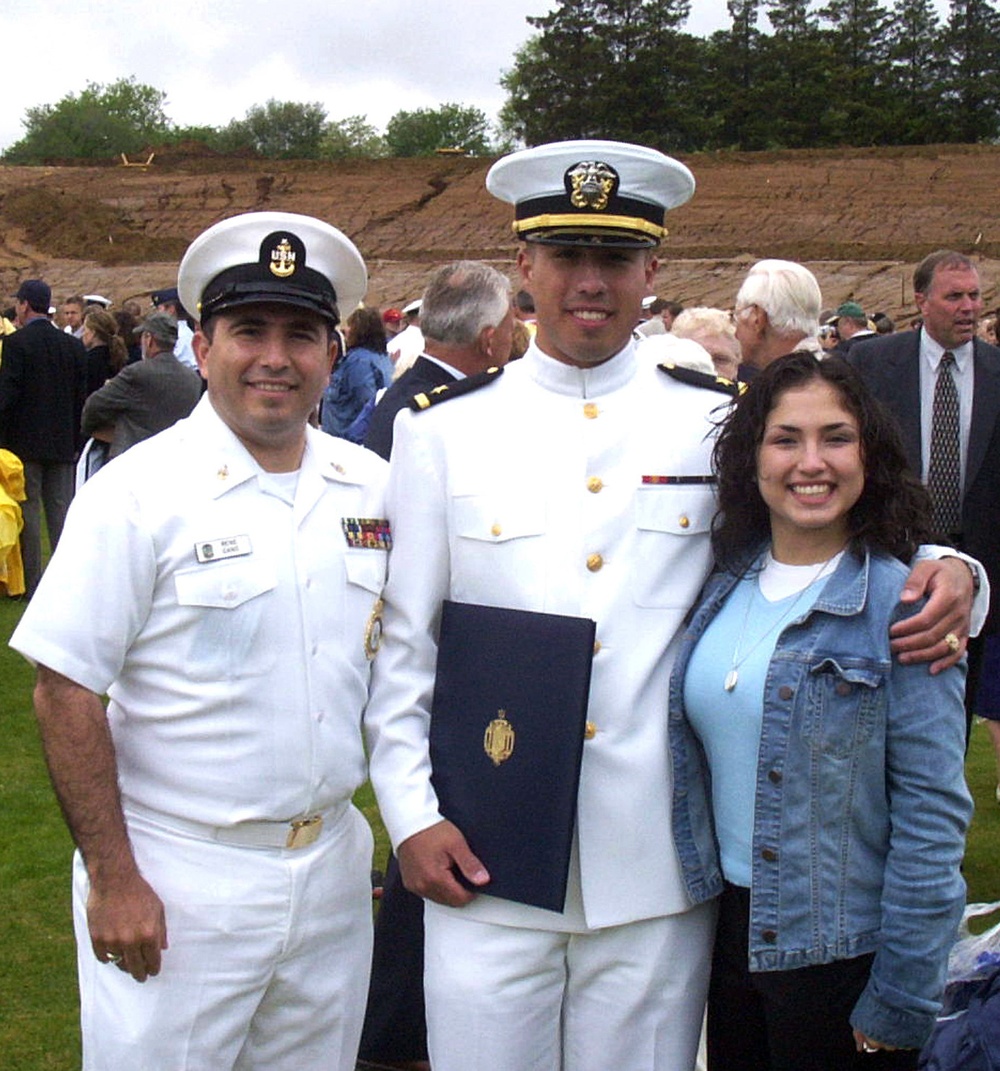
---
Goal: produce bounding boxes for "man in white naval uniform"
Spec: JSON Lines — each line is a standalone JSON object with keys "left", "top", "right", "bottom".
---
{"left": 11, "top": 212, "right": 389, "bottom": 1071}
{"left": 363, "top": 141, "right": 981, "bottom": 1071}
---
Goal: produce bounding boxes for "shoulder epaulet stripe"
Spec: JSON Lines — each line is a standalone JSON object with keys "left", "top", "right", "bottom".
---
{"left": 657, "top": 362, "right": 742, "bottom": 396}
{"left": 409, "top": 366, "right": 504, "bottom": 411}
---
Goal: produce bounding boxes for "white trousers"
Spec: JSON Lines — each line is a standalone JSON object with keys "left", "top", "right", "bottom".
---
{"left": 423, "top": 899, "right": 716, "bottom": 1071}
{"left": 74, "top": 805, "right": 373, "bottom": 1071}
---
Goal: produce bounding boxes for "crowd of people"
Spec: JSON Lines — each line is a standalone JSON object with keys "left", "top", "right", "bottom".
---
{"left": 1, "top": 138, "right": 997, "bottom": 1071}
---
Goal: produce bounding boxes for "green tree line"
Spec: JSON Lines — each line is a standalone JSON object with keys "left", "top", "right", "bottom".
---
{"left": 1, "top": 78, "right": 504, "bottom": 163}
{"left": 501, "top": 0, "right": 1000, "bottom": 150}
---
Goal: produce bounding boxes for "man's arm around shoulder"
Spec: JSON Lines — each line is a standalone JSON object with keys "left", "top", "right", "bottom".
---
{"left": 893, "top": 553, "right": 987, "bottom": 672}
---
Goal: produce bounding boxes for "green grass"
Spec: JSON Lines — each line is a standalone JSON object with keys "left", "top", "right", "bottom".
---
{"left": 2, "top": 592, "right": 998, "bottom": 1068}
{"left": 0, "top": 596, "right": 79, "bottom": 1070}
{"left": 961, "top": 717, "right": 1000, "bottom": 917}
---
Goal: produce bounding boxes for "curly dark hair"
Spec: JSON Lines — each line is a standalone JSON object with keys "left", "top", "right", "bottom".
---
{"left": 711, "top": 351, "right": 934, "bottom": 573}
{"left": 346, "top": 306, "right": 387, "bottom": 354}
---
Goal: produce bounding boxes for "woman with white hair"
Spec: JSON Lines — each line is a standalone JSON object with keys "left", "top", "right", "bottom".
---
{"left": 672, "top": 306, "right": 742, "bottom": 380}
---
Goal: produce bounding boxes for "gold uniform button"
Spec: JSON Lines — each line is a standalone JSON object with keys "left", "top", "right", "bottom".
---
{"left": 583, "top": 402, "right": 599, "bottom": 419}
{"left": 491, "top": 524, "right": 502, "bottom": 537}
{"left": 593, "top": 639, "right": 602, "bottom": 654}
{"left": 587, "top": 476, "right": 603, "bottom": 493}
{"left": 584, "top": 721, "right": 597, "bottom": 740}
{"left": 678, "top": 514, "right": 691, "bottom": 529}
{"left": 586, "top": 554, "right": 604, "bottom": 572}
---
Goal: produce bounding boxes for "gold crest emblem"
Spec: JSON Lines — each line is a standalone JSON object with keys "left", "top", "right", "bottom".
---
{"left": 269, "top": 237, "right": 296, "bottom": 278}
{"left": 484, "top": 709, "right": 515, "bottom": 766}
{"left": 567, "top": 161, "right": 618, "bottom": 212}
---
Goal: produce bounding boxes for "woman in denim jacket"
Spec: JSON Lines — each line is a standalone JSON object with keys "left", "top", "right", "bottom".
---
{"left": 669, "top": 353, "right": 972, "bottom": 1069}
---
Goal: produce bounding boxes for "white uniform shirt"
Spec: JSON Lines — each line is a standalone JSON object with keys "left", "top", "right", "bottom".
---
{"left": 12, "top": 397, "right": 389, "bottom": 827}
{"left": 174, "top": 320, "right": 198, "bottom": 370}
{"left": 365, "top": 340, "right": 729, "bottom": 931}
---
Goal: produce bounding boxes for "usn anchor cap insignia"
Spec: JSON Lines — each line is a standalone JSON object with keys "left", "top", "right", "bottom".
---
{"left": 484, "top": 709, "right": 515, "bottom": 766}
{"left": 269, "top": 235, "right": 297, "bottom": 278}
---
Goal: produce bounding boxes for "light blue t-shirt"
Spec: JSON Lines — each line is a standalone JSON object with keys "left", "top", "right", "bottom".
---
{"left": 683, "top": 554, "right": 838, "bottom": 886}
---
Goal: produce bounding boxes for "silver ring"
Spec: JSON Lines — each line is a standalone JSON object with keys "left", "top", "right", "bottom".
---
{"left": 103, "top": 951, "right": 123, "bottom": 965}
{"left": 862, "top": 1042, "right": 878, "bottom": 1054}
{"left": 945, "top": 632, "right": 961, "bottom": 653}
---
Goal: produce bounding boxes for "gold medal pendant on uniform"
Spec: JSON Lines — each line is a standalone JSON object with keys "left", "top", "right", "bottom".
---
{"left": 364, "top": 598, "right": 384, "bottom": 660}
{"left": 484, "top": 709, "right": 515, "bottom": 766}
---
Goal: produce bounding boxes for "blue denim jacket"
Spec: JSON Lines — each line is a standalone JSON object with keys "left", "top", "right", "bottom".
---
{"left": 321, "top": 347, "right": 394, "bottom": 440}
{"left": 669, "top": 546, "right": 972, "bottom": 1049}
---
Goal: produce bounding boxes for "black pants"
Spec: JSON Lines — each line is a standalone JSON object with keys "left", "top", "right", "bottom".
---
{"left": 965, "top": 632, "right": 985, "bottom": 748}
{"left": 357, "top": 853, "right": 428, "bottom": 1063}
{"left": 708, "top": 883, "right": 919, "bottom": 1071}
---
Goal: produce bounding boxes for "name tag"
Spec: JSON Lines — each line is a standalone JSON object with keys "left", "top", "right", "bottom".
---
{"left": 194, "top": 535, "right": 253, "bottom": 563}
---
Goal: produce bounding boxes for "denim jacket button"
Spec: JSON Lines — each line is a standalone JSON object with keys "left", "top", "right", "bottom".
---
{"left": 762, "top": 929, "right": 778, "bottom": 943}
{"left": 761, "top": 848, "right": 778, "bottom": 862}
{"left": 835, "top": 681, "right": 852, "bottom": 697}
{"left": 778, "top": 685, "right": 793, "bottom": 700}
{"left": 768, "top": 769, "right": 782, "bottom": 784}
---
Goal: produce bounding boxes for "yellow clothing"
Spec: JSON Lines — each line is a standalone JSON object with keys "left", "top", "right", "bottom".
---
{"left": 0, "top": 316, "right": 16, "bottom": 366}
{"left": 0, "top": 449, "right": 25, "bottom": 596}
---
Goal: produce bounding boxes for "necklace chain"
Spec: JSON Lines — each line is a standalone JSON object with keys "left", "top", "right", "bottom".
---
{"left": 723, "top": 555, "right": 835, "bottom": 692}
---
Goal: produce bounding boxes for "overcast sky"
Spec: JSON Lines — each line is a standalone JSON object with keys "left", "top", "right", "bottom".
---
{"left": 2, "top": 0, "right": 952, "bottom": 155}
{"left": 1, "top": 0, "right": 739, "bottom": 153}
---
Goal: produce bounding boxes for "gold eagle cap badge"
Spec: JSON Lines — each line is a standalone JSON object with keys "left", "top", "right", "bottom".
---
{"left": 484, "top": 709, "right": 516, "bottom": 766}
{"left": 269, "top": 236, "right": 297, "bottom": 278}
{"left": 566, "top": 160, "right": 618, "bottom": 212}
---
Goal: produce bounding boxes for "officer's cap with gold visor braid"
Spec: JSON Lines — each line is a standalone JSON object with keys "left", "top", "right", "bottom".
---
{"left": 486, "top": 140, "right": 695, "bottom": 249}
{"left": 178, "top": 211, "right": 367, "bottom": 327}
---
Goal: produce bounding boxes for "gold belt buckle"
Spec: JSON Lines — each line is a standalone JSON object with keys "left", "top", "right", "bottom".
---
{"left": 286, "top": 815, "right": 323, "bottom": 850}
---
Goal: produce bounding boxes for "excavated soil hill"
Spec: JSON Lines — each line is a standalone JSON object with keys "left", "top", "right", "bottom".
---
{"left": 1, "top": 143, "right": 999, "bottom": 319}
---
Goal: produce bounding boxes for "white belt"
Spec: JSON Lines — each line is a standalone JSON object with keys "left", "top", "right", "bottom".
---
{"left": 124, "top": 798, "right": 348, "bottom": 850}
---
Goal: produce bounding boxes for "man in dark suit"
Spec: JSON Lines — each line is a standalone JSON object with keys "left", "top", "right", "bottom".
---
{"left": 850, "top": 249, "right": 1000, "bottom": 729}
{"left": 0, "top": 279, "right": 87, "bottom": 596}
{"left": 81, "top": 311, "right": 202, "bottom": 459}
{"left": 363, "top": 260, "right": 515, "bottom": 462}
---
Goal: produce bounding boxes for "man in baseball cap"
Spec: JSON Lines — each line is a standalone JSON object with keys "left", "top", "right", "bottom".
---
{"left": 0, "top": 277, "right": 86, "bottom": 595}
{"left": 13, "top": 211, "right": 388, "bottom": 1070}
{"left": 79, "top": 312, "right": 200, "bottom": 460}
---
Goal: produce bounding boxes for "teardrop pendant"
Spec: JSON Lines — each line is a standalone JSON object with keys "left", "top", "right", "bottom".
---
{"left": 724, "top": 669, "right": 738, "bottom": 692}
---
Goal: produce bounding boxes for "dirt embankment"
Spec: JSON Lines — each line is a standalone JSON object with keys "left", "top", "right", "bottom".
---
{"left": 1, "top": 143, "right": 998, "bottom": 319}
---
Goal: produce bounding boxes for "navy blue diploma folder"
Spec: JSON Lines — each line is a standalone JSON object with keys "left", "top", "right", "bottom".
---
{"left": 429, "top": 600, "right": 596, "bottom": 912}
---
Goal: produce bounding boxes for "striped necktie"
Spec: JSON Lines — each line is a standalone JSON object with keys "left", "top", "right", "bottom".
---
{"left": 927, "top": 351, "right": 962, "bottom": 535}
